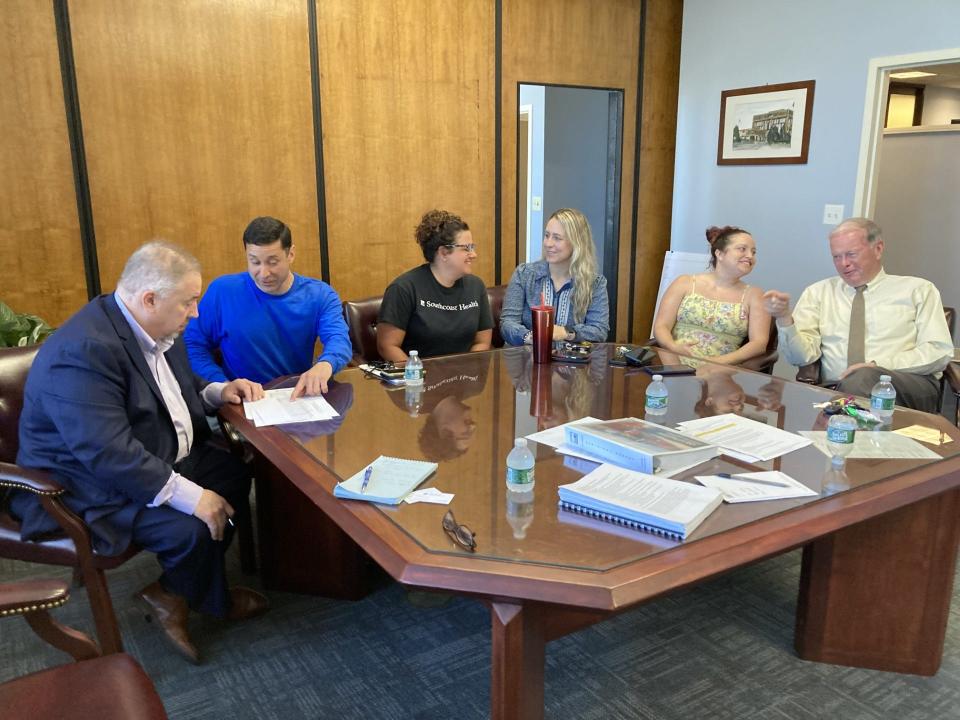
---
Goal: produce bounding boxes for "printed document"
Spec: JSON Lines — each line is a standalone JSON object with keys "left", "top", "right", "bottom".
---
{"left": 676, "top": 413, "right": 811, "bottom": 462}
{"left": 798, "top": 431, "right": 941, "bottom": 460}
{"left": 695, "top": 471, "right": 817, "bottom": 503}
{"left": 243, "top": 388, "right": 339, "bottom": 427}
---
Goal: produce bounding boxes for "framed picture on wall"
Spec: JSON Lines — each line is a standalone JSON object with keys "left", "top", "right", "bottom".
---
{"left": 717, "top": 80, "right": 815, "bottom": 165}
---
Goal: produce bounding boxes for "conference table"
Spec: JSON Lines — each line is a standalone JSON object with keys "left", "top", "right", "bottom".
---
{"left": 221, "top": 345, "right": 960, "bottom": 720}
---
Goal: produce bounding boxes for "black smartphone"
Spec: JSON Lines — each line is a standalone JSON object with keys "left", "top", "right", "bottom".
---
{"left": 641, "top": 364, "right": 696, "bottom": 376}
{"left": 625, "top": 346, "right": 656, "bottom": 367}
{"left": 552, "top": 350, "right": 591, "bottom": 364}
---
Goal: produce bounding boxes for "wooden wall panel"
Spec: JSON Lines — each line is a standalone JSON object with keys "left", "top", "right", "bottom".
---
{"left": 317, "top": 0, "right": 496, "bottom": 302}
{"left": 69, "top": 0, "right": 319, "bottom": 291}
{"left": 632, "top": 0, "right": 682, "bottom": 340}
{"left": 1, "top": 1, "right": 86, "bottom": 325}
{"left": 502, "top": 0, "right": 642, "bottom": 341}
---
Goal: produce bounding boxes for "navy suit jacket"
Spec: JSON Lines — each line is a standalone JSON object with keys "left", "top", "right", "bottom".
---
{"left": 14, "top": 294, "right": 211, "bottom": 556}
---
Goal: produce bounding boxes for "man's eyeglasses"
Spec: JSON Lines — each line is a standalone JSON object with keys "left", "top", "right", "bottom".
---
{"left": 442, "top": 509, "right": 477, "bottom": 552}
{"left": 445, "top": 243, "right": 477, "bottom": 253}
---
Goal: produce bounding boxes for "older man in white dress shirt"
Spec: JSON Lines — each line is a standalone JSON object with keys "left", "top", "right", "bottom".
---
{"left": 762, "top": 218, "right": 952, "bottom": 412}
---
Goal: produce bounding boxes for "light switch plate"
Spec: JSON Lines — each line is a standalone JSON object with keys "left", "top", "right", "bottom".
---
{"left": 823, "top": 204, "right": 844, "bottom": 225}
{"left": 532, "top": 196, "right": 542, "bottom": 211}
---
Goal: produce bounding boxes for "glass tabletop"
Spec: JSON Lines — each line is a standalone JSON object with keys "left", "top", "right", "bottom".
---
{"left": 274, "top": 345, "right": 960, "bottom": 572}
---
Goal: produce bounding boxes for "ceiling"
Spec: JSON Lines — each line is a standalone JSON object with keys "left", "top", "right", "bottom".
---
{"left": 890, "top": 62, "right": 960, "bottom": 90}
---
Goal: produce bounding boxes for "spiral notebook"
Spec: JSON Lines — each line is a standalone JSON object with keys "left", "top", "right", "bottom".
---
{"left": 334, "top": 455, "right": 438, "bottom": 505}
{"left": 557, "top": 464, "right": 723, "bottom": 541}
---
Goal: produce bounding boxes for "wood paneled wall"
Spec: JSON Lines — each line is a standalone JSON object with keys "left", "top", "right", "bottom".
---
{"left": 0, "top": 1, "right": 86, "bottom": 325}
{"left": 69, "top": 0, "right": 320, "bottom": 291}
{"left": 502, "top": 0, "right": 643, "bottom": 341}
{"left": 316, "top": 0, "right": 496, "bottom": 301}
{"left": 632, "top": 0, "right": 683, "bottom": 340}
{"left": 1, "top": 0, "right": 682, "bottom": 337}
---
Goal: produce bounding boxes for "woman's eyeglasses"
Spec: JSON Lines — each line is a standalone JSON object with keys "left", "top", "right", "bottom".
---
{"left": 442, "top": 509, "right": 477, "bottom": 552}
{"left": 445, "top": 243, "right": 477, "bottom": 253}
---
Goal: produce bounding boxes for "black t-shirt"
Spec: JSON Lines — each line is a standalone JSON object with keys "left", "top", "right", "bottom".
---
{"left": 378, "top": 264, "right": 493, "bottom": 357}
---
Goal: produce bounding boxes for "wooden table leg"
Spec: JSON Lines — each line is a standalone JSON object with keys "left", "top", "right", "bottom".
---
{"left": 491, "top": 601, "right": 546, "bottom": 720}
{"left": 253, "top": 454, "right": 375, "bottom": 599}
{"left": 796, "top": 488, "right": 960, "bottom": 675}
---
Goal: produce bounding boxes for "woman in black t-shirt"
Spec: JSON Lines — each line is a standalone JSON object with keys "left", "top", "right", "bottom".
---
{"left": 377, "top": 209, "right": 493, "bottom": 361}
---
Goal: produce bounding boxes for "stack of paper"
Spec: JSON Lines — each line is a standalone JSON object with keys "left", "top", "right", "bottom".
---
{"left": 243, "top": 388, "right": 340, "bottom": 427}
{"left": 675, "top": 413, "right": 811, "bottom": 462}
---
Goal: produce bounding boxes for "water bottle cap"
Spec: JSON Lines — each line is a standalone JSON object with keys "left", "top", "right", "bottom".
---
{"left": 879, "top": 374, "right": 891, "bottom": 382}
{"left": 514, "top": 438, "right": 527, "bottom": 448}
{"left": 652, "top": 374, "right": 663, "bottom": 382}
{"left": 409, "top": 350, "right": 419, "bottom": 357}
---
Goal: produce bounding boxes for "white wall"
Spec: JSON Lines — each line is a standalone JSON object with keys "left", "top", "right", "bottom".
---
{"left": 874, "top": 129, "right": 960, "bottom": 314}
{"left": 922, "top": 85, "right": 960, "bottom": 125}
{"left": 673, "top": 0, "right": 960, "bottom": 325}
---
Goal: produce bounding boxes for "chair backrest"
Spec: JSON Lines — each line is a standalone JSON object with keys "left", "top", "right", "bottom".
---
{"left": 0, "top": 345, "right": 39, "bottom": 464}
{"left": 343, "top": 284, "right": 508, "bottom": 364}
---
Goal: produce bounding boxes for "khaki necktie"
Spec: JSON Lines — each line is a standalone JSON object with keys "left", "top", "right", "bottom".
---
{"left": 847, "top": 284, "right": 867, "bottom": 366}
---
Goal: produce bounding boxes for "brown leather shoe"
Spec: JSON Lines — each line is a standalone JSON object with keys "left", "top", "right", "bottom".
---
{"left": 135, "top": 581, "right": 199, "bottom": 664}
{"left": 227, "top": 586, "right": 270, "bottom": 621}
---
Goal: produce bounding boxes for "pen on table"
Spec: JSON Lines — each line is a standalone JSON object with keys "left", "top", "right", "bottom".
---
{"left": 361, "top": 465, "right": 373, "bottom": 493}
{"left": 717, "top": 472, "right": 791, "bottom": 488}
{"left": 227, "top": 517, "right": 235, "bottom": 527}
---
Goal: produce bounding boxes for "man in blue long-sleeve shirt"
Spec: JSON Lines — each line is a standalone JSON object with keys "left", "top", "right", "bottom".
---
{"left": 185, "top": 217, "right": 352, "bottom": 397}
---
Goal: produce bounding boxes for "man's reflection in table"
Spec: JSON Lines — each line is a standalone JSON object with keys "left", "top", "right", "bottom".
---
{"left": 387, "top": 354, "right": 491, "bottom": 461}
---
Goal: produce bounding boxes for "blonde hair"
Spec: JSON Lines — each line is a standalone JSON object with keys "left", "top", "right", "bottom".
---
{"left": 545, "top": 208, "right": 598, "bottom": 323}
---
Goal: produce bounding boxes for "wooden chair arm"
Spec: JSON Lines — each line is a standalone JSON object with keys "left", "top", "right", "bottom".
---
{"left": 944, "top": 361, "right": 960, "bottom": 395}
{"left": 0, "top": 462, "right": 65, "bottom": 496}
{"left": 0, "top": 578, "right": 70, "bottom": 616}
{"left": 796, "top": 361, "right": 821, "bottom": 384}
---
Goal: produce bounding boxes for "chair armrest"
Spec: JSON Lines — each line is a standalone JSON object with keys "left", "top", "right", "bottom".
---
{"left": 740, "top": 351, "right": 778, "bottom": 374}
{"left": 0, "top": 462, "right": 65, "bottom": 496}
{"left": 944, "top": 362, "right": 960, "bottom": 395}
{"left": 0, "top": 578, "right": 70, "bottom": 615}
{"left": 796, "top": 361, "right": 821, "bottom": 385}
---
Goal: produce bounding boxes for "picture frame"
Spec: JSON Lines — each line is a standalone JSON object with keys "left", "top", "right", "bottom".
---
{"left": 717, "top": 80, "right": 815, "bottom": 165}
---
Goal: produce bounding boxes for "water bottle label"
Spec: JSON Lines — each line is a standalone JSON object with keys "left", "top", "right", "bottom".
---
{"left": 827, "top": 426, "right": 855, "bottom": 444}
{"left": 404, "top": 367, "right": 423, "bottom": 382}
{"left": 645, "top": 395, "right": 668, "bottom": 410}
{"left": 506, "top": 467, "right": 534, "bottom": 485}
{"left": 871, "top": 396, "right": 894, "bottom": 411}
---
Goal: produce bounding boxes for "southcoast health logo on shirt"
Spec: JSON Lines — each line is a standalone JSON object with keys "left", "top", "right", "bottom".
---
{"left": 420, "top": 299, "right": 479, "bottom": 312}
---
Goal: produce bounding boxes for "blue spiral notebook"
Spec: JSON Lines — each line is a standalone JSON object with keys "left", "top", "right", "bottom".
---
{"left": 334, "top": 455, "right": 438, "bottom": 505}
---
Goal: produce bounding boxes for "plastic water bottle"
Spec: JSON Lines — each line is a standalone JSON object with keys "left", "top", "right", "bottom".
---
{"left": 826, "top": 413, "right": 857, "bottom": 463}
{"left": 645, "top": 374, "right": 668, "bottom": 415}
{"left": 404, "top": 350, "right": 423, "bottom": 386}
{"left": 505, "top": 487, "right": 535, "bottom": 539}
{"left": 506, "top": 438, "right": 535, "bottom": 492}
{"left": 823, "top": 457, "right": 850, "bottom": 495}
{"left": 870, "top": 374, "right": 896, "bottom": 422}
{"left": 404, "top": 384, "right": 423, "bottom": 417}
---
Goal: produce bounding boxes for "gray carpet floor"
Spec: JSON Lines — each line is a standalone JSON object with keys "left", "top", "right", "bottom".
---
{"left": 3, "top": 543, "right": 959, "bottom": 719}
{"left": 3, "top": 392, "right": 959, "bottom": 718}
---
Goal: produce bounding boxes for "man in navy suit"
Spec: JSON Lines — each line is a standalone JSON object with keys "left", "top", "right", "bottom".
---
{"left": 12, "top": 241, "right": 268, "bottom": 663}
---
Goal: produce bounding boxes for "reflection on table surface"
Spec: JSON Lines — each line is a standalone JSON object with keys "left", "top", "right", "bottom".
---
{"left": 276, "top": 345, "right": 960, "bottom": 571}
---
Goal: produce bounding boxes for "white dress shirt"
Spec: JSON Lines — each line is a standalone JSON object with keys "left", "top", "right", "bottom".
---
{"left": 778, "top": 269, "right": 952, "bottom": 383}
{"left": 114, "top": 293, "right": 225, "bottom": 514}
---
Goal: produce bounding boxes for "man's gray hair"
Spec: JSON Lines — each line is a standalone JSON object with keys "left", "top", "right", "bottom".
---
{"left": 117, "top": 241, "right": 201, "bottom": 298}
{"left": 830, "top": 217, "right": 883, "bottom": 245}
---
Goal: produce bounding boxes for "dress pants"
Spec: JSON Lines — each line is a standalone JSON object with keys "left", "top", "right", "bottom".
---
{"left": 131, "top": 441, "right": 250, "bottom": 617}
{"left": 835, "top": 366, "right": 941, "bottom": 414}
